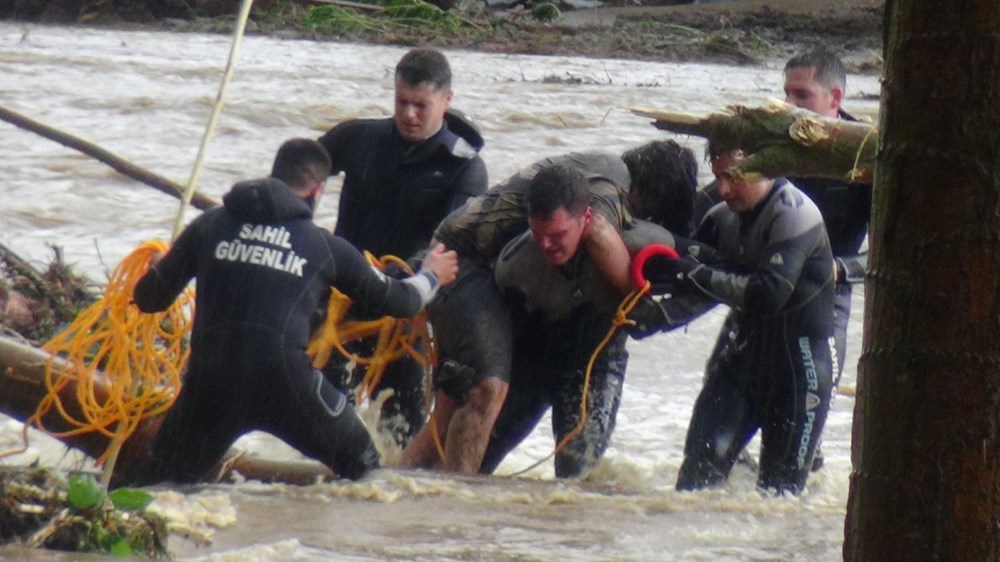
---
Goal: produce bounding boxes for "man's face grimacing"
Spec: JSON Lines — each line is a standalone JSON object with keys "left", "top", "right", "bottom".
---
{"left": 528, "top": 206, "right": 593, "bottom": 267}
{"left": 394, "top": 79, "right": 452, "bottom": 142}
{"left": 783, "top": 66, "right": 841, "bottom": 118}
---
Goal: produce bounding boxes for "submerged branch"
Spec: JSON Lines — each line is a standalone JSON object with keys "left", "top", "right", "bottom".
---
{"left": 0, "top": 105, "right": 220, "bottom": 211}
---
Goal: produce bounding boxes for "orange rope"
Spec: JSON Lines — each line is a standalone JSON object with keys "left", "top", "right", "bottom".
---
{"left": 0, "top": 241, "right": 194, "bottom": 485}
{"left": 306, "top": 252, "right": 435, "bottom": 406}
{"left": 504, "top": 281, "right": 650, "bottom": 477}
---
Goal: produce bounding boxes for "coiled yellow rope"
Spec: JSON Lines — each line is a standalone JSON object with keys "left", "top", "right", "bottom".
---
{"left": 306, "top": 252, "right": 435, "bottom": 405}
{"left": 9, "top": 241, "right": 194, "bottom": 485}
{"left": 1, "top": 0, "right": 254, "bottom": 489}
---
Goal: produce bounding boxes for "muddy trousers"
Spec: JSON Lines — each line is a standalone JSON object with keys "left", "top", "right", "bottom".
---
{"left": 676, "top": 315, "right": 833, "bottom": 495}
{"left": 479, "top": 333, "right": 628, "bottom": 478}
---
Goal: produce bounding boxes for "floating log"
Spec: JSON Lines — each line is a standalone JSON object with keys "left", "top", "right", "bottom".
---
{"left": 0, "top": 104, "right": 220, "bottom": 211}
{"left": 0, "top": 336, "right": 334, "bottom": 487}
{"left": 631, "top": 99, "right": 877, "bottom": 183}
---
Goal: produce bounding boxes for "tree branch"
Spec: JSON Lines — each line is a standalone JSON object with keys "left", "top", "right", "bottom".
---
{"left": 0, "top": 104, "right": 220, "bottom": 211}
{"left": 631, "top": 99, "right": 877, "bottom": 183}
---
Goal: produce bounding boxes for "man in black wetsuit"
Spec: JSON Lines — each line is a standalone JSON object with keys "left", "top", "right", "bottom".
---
{"left": 317, "top": 47, "right": 488, "bottom": 445}
{"left": 131, "top": 139, "right": 458, "bottom": 485}
{"left": 783, "top": 48, "right": 869, "bottom": 384}
{"left": 653, "top": 142, "right": 835, "bottom": 495}
{"left": 783, "top": 47, "right": 870, "bottom": 469}
{"left": 690, "top": 50, "right": 869, "bottom": 472}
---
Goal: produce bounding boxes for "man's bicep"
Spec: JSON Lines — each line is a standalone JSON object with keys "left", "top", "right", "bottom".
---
{"left": 133, "top": 228, "right": 199, "bottom": 311}
{"left": 584, "top": 214, "right": 631, "bottom": 294}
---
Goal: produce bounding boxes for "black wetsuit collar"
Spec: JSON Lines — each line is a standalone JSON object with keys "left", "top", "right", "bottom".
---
{"left": 395, "top": 109, "right": 485, "bottom": 163}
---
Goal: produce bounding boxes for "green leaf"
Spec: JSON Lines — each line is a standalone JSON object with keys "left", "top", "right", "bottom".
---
{"left": 109, "top": 488, "right": 154, "bottom": 511}
{"left": 66, "top": 474, "right": 106, "bottom": 510}
{"left": 109, "top": 538, "right": 133, "bottom": 556}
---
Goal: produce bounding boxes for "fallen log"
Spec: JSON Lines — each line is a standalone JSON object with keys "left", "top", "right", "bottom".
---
{"left": 0, "top": 104, "right": 220, "bottom": 211}
{"left": 0, "top": 336, "right": 333, "bottom": 487}
{"left": 631, "top": 98, "right": 877, "bottom": 184}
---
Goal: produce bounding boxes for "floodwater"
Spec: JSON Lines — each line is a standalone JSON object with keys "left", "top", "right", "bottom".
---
{"left": 0, "top": 22, "right": 880, "bottom": 561}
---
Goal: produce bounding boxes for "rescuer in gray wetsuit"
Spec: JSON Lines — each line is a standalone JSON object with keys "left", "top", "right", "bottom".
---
{"left": 650, "top": 143, "right": 835, "bottom": 495}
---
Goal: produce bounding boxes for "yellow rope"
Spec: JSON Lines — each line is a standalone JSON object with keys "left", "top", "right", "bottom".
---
{"left": 849, "top": 125, "right": 878, "bottom": 183}
{"left": 0, "top": 241, "right": 194, "bottom": 486}
{"left": 306, "top": 253, "right": 435, "bottom": 406}
{"left": 0, "top": 0, "right": 251, "bottom": 489}
{"left": 503, "top": 281, "right": 651, "bottom": 478}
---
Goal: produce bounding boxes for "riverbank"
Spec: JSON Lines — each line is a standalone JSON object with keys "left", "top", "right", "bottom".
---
{"left": 5, "top": 0, "right": 885, "bottom": 70}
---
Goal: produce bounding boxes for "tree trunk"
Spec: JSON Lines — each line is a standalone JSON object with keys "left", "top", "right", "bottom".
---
{"left": 845, "top": 0, "right": 1000, "bottom": 560}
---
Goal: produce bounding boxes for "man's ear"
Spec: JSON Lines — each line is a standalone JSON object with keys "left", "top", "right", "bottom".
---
{"left": 307, "top": 179, "right": 325, "bottom": 199}
{"left": 584, "top": 206, "right": 594, "bottom": 223}
{"left": 829, "top": 86, "right": 844, "bottom": 112}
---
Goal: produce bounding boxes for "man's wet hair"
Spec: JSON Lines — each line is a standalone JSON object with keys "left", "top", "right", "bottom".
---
{"left": 271, "top": 138, "right": 331, "bottom": 193}
{"left": 704, "top": 137, "right": 745, "bottom": 162}
{"left": 622, "top": 140, "right": 698, "bottom": 236}
{"left": 784, "top": 47, "right": 847, "bottom": 92}
{"left": 527, "top": 164, "right": 591, "bottom": 219}
{"left": 396, "top": 47, "right": 452, "bottom": 92}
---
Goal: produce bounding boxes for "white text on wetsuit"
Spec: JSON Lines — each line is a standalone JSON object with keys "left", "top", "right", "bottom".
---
{"left": 796, "top": 336, "right": 819, "bottom": 469}
{"left": 214, "top": 224, "right": 306, "bottom": 277}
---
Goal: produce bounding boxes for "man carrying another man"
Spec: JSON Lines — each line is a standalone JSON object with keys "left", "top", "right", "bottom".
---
{"left": 399, "top": 140, "right": 706, "bottom": 476}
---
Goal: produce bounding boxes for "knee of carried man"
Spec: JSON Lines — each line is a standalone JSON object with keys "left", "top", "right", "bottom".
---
{"left": 464, "top": 377, "right": 508, "bottom": 413}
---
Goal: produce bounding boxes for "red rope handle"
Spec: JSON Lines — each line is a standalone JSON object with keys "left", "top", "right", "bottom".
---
{"left": 629, "top": 244, "right": 680, "bottom": 290}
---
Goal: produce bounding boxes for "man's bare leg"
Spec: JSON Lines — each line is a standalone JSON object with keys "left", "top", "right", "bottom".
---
{"left": 398, "top": 393, "right": 457, "bottom": 469}
{"left": 443, "top": 377, "right": 509, "bottom": 474}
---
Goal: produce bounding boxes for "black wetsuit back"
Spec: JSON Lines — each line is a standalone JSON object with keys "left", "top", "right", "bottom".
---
{"left": 133, "top": 178, "right": 427, "bottom": 483}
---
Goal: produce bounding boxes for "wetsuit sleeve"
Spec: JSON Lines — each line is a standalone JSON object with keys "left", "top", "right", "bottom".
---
{"left": 447, "top": 156, "right": 488, "bottom": 212}
{"left": 133, "top": 216, "right": 204, "bottom": 312}
{"left": 686, "top": 206, "right": 827, "bottom": 314}
{"left": 836, "top": 251, "right": 868, "bottom": 284}
{"left": 317, "top": 121, "right": 353, "bottom": 175}
{"left": 671, "top": 233, "right": 723, "bottom": 267}
{"left": 322, "top": 233, "right": 426, "bottom": 318}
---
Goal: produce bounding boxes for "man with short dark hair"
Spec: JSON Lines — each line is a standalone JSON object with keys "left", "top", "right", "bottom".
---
{"left": 131, "top": 138, "right": 458, "bottom": 485}
{"left": 481, "top": 163, "right": 712, "bottom": 478}
{"left": 317, "top": 47, "right": 488, "bottom": 445}
{"left": 483, "top": 164, "right": 625, "bottom": 478}
{"left": 319, "top": 47, "right": 487, "bottom": 261}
